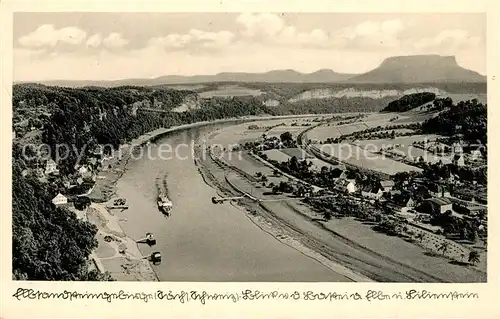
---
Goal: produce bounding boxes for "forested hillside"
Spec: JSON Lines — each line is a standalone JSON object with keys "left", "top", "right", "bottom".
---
{"left": 381, "top": 92, "right": 436, "bottom": 112}
{"left": 421, "top": 99, "right": 487, "bottom": 144}
{"left": 12, "top": 152, "right": 108, "bottom": 280}
{"left": 13, "top": 84, "right": 395, "bottom": 173}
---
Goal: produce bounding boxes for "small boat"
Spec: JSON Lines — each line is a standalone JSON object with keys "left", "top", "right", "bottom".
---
{"left": 157, "top": 194, "right": 173, "bottom": 215}
{"left": 151, "top": 252, "right": 162, "bottom": 264}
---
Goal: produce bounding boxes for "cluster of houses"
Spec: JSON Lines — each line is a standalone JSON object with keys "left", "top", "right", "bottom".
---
{"left": 330, "top": 173, "right": 486, "bottom": 223}
{"left": 20, "top": 144, "right": 107, "bottom": 209}
{"left": 411, "top": 140, "right": 484, "bottom": 167}
{"left": 332, "top": 178, "right": 395, "bottom": 201}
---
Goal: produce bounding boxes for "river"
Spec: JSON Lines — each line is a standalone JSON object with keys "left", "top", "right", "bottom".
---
{"left": 115, "top": 122, "right": 347, "bottom": 281}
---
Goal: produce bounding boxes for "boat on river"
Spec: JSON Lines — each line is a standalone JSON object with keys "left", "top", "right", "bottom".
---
{"left": 157, "top": 194, "right": 173, "bottom": 216}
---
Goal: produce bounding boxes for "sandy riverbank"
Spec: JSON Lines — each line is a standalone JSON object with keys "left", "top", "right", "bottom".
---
{"left": 87, "top": 203, "right": 158, "bottom": 281}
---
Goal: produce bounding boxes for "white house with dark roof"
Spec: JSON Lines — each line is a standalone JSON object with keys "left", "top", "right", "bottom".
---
{"left": 335, "top": 178, "right": 357, "bottom": 194}
{"left": 452, "top": 154, "right": 465, "bottom": 167}
{"left": 361, "top": 185, "right": 383, "bottom": 200}
{"left": 470, "top": 149, "right": 483, "bottom": 160}
{"left": 452, "top": 142, "right": 463, "bottom": 154}
{"left": 45, "top": 159, "right": 58, "bottom": 175}
{"left": 379, "top": 180, "right": 395, "bottom": 192}
{"left": 52, "top": 193, "right": 68, "bottom": 206}
{"left": 420, "top": 197, "right": 453, "bottom": 215}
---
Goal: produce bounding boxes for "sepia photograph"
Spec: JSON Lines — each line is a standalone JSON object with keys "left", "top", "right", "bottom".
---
{"left": 10, "top": 10, "right": 488, "bottom": 285}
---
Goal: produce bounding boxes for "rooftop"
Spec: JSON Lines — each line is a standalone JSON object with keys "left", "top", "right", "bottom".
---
{"left": 426, "top": 197, "right": 452, "bottom": 206}
{"left": 380, "top": 180, "right": 395, "bottom": 187}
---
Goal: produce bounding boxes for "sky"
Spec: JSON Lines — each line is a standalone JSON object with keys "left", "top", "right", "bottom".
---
{"left": 13, "top": 12, "right": 486, "bottom": 81}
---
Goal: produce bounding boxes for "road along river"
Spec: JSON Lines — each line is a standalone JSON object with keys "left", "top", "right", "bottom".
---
{"left": 114, "top": 121, "right": 351, "bottom": 281}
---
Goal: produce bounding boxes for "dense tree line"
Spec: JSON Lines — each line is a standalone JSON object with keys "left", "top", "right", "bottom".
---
{"left": 381, "top": 92, "right": 436, "bottom": 112}
{"left": 279, "top": 96, "right": 395, "bottom": 115}
{"left": 421, "top": 99, "right": 487, "bottom": 145}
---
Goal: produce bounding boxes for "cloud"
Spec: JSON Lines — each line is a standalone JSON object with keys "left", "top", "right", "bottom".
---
{"left": 86, "top": 34, "right": 102, "bottom": 48}
{"left": 18, "top": 24, "right": 87, "bottom": 47}
{"left": 236, "top": 13, "right": 285, "bottom": 38}
{"left": 148, "top": 34, "right": 192, "bottom": 49}
{"left": 190, "top": 29, "right": 234, "bottom": 48}
{"left": 275, "top": 26, "right": 329, "bottom": 47}
{"left": 234, "top": 14, "right": 405, "bottom": 50}
{"left": 334, "top": 19, "right": 406, "bottom": 49}
{"left": 235, "top": 13, "right": 330, "bottom": 48}
{"left": 413, "top": 29, "right": 481, "bottom": 52}
{"left": 148, "top": 29, "right": 234, "bottom": 50}
{"left": 103, "top": 33, "right": 129, "bottom": 48}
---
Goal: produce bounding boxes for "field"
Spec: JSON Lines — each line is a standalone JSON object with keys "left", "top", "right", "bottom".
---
{"left": 165, "top": 84, "right": 206, "bottom": 91}
{"left": 264, "top": 148, "right": 337, "bottom": 172}
{"left": 306, "top": 116, "right": 390, "bottom": 141}
{"left": 265, "top": 126, "right": 305, "bottom": 139}
{"left": 209, "top": 117, "right": 324, "bottom": 146}
{"left": 199, "top": 85, "right": 263, "bottom": 98}
{"left": 321, "top": 143, "right": 422, "bottom": 174}
{"left": 355, "top": 135, "right": 452, "bottom": 164}
{"left": 279, "top": 147, "right": 310, "bottom": 160}
{"left": 221, "top": 151, "right": 289, "bottom": 189}
{"left": 263, "top": 149, "right": 292, "bottom": 163}
{"left": 355, "top": 134, "right": 439, "bottom": 150}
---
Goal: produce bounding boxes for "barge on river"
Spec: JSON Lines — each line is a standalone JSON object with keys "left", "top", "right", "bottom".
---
{"left": 157, "top": 194, "right": 173, "bottom": 216}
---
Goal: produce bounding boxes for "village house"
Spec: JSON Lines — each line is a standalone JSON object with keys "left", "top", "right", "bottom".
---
{"left": 428, "top": 184, "right": 450, "bottom": 198}
{"left": 361, "top": 185, "right": 383, "bottom": 200}
{"left": 452, "top": 154, "right": 465, "bottom": 167}
{"left": 454, "top": 204, "right": 486, "bottom": 217}
{"left": 379, "top": 180, "right": 395, "bottom": 192}
{"left": 452, "top": 142, "right": 463, "bottom": 154}
{"left": 470, "top": 149, "right": 483, "bottom": 160}
{"left": 335, "top": 178, "right": 357, "bottom": 194}
{"left": 419, "top": 197, "right": 453, "bottom": 215}
{"left": 394, "top": 191, "right": 416, "bottom": 207}
{"left": 45, "top": 159, "right": 58, "bottom": 175}
{"left": 52, "top": 193, "right": 68, "bottom": 206}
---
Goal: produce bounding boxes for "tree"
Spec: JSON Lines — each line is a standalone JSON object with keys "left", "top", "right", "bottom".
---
{"left": 467, "top": 228, "right": 478, "bottom": 243}
{"left": 280, "top": 131, "right": 293, "bottom": 144}
{"left": 323, "top": 210, "right": 333, "bottom": 221}
{"left": 437, "top": 241, "right": 450, "bottom": 256}
{"left": 415, "top": 233, "right": 425, "bottom": 243}
{"left": 468, "top": 250, "right": 480, "bottom": 265}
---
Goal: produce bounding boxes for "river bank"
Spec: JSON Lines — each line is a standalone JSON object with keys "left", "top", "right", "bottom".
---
{"left": 87, "top": 113, "right": 355, "bottom": 281}
{"left": 197, "top": 120, "right": 486, "bottom": 282}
